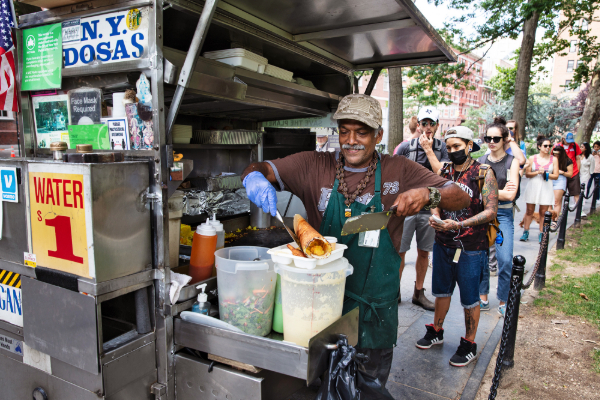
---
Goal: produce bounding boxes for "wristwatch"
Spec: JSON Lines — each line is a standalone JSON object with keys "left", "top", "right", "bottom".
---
{"left": 423, "top": 187, "right": 441, "bottom": 210}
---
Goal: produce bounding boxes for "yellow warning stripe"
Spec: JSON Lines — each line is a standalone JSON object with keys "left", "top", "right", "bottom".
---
{"left": 0, "top": 269, "right": 21, "bottom": 288}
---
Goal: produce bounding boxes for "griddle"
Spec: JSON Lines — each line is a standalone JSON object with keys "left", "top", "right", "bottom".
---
{"left": 225, "top": 227, "right": 291, "bottom": 248}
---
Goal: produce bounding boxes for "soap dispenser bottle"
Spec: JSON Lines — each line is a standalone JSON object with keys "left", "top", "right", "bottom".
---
{"left": 191, "top": 283, "right": 211, "bottom": 315}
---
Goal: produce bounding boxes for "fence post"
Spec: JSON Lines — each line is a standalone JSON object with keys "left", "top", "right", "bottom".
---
{"left": 574, "top": 183, "right": 585, "bottom": 227}
{"left": 501, "top": 255, "right": 526, "bottom": 370}
{"left": 556, "top": 195, "right": 569, "bottom": 250}
{"left": 591, "top": 176, "right": 599, "bottom": 214}
{"left": 534, "top": 212, "right": 551, "bottom": 291}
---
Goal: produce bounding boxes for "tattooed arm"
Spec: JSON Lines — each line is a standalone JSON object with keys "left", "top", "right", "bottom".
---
{"left": 429, "top": 168, "right": 498, "bottom": 232}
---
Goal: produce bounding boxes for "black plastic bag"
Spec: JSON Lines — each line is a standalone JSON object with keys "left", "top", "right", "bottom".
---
{"left": 315, "top": 337, "right": 394, "bottom": 400}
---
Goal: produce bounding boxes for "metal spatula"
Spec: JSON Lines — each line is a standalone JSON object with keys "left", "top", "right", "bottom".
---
{"left": 275, "top": 210, "right": 303, "bottom": 250}
{"left": 341, "top": 206, "right": 397, "bottom": 236}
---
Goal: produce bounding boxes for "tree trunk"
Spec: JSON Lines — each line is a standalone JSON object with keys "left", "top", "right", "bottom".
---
{"left": 388, "top": 67, "right": 404, "bottom": 153}
{"left": 512, "top": 12, "right": 540, "bottom": 142}
{"left": 576, "top": 67, "right": 600, "bottom": 143}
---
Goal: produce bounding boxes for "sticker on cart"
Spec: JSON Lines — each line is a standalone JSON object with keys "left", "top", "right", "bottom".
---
{"left": 23, "top": 253, "right": 36, "bottom": 268}
{"left": 29, "top": 171, "right": 91, "bottom": 278}
{"left": 0, "top": 333, "right": 23, "bottom": 356}
{"left": 62, "top": 19, "right": 81, "bottom": 43}
{"left": 0, "top": 269, "right": 23, "bottom": 327}
{"left": 62, "top": 7, "right": 149, "bottom": 68}
{"left": 0, "top": 167, "right": 18, "bottom": 203}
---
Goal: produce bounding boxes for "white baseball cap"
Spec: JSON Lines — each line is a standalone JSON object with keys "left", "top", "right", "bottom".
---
{"left": 444, "top": 126, "right": 480, "bottom": 152}
{"left": 417, "top": 106, "right": 439, "bottom": 122}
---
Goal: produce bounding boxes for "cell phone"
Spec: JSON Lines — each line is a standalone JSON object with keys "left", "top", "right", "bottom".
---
{"left": 431, "top": 215, "right": 444, "bottom": 224}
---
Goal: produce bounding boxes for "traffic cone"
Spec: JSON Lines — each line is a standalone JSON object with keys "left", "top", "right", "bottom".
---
{"left": 10, "top": 146, "right": 15, "bottom": 157}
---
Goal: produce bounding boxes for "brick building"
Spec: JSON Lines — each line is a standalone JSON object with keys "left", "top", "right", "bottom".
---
{"left": 0, "top": 111, "right": 18, "bottom": 145}
{"left": 551, "top": 13, "right": 600, "bottom": 97}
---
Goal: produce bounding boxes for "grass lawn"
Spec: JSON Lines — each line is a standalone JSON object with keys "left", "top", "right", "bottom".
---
{"left": 534, "top": 211, "right": 600, "bottom": 372}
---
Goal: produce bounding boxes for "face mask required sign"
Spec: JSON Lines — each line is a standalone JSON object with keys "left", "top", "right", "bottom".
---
{"left": 62, "top": 7, "right": 149, "bottom": 68}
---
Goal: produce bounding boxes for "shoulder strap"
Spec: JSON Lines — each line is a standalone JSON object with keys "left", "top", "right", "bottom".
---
{"left": 505, "top": 154, "right": 514, "bottom": 170}
{"left": 477, "top": 164, "right": 493, "bottom": 193}
{"left": 433, "top": 138, "right": 443, "bottom": 152}
{"left": 440, "top": 162, "right": 452, "bottom": 177}
{"left": 408, "top": 138, "right": 418, "bottom": 161}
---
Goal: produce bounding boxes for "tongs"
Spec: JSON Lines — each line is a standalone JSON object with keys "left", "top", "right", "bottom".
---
{"left": 275, "top": 210, "right": 303, "bottom": 250}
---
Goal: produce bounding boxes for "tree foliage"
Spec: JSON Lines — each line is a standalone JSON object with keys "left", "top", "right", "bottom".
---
{"left": 405, "top": 62, "right": 476, "bottom": 106}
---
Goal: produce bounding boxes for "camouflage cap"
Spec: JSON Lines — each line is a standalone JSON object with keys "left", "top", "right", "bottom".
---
{"left": 333, "top": 94, "right": 382, "bottom": 130}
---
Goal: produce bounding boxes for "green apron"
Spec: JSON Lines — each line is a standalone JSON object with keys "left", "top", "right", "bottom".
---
{"left": 319, "top": 159, "right": 401, "bottom": 349}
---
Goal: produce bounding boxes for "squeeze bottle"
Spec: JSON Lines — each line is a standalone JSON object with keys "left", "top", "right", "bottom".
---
{"left": 189, "top": 219, "right": 217, "bottom": 284}
{"left": 209, "top": 214, "right": 224, "bottom": 277}
{"left": 192, "top": 283, "right": 211, "bottom": 315}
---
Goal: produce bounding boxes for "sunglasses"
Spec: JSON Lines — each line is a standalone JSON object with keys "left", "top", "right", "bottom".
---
{"left": 508, "top": 127, "right": 514, "bottom": 131}
{"left": 542, "top": 144, "right": 551, "bottom": 148}
{"left": 420, "top": 121, "right": 437, "bottom": 127}
{"left": 484, "top": 136, "right": 502, "bottom": 143}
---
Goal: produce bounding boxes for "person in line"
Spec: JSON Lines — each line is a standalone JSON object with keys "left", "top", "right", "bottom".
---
{"left": 589, "top": 141, "right": 600, "bottom": 201}
{"left": 580, "top": 142, "right": 596, "bottom": 206}
{"left": 505, "top": 120, "right": 527, "bottom": 165}
{"left": 393, "top": 116, "right": 420, "bottom": 154}
{"left": 242, "top": 94, "right": 470, "bottom": 385}
{"left": 415, "top": 126, "right": 498, "bottom": 367}
{"left": 520, "top": 136, "right": 559, "bottom": 243}
{"left": 395, "top": 106, "right": 450, "bottom": 310}
{"left": 560, "top": 133, "right": 583, "bottom": 215}
{"left": 552, "top": 145, "right": 574, "bottom": 223}
{"left": 477, "top": 117, "right": 520, "bottom": 317}
{"left": 316, "top": 132, "right": 335, "bottom": 152}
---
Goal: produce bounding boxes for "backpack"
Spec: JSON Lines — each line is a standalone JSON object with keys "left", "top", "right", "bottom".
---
{"left": 440, "top": 162, "right": 502, "bottom": 248}
{"left": 478, "top": 153, "right": 520, "bottom": 202}
{"left": 408, "top": 138, "right": 444, "bottom": 163}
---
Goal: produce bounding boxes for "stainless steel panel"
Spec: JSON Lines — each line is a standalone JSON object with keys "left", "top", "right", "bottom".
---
{"left": 0, "top": 258, "right": 36, "bottom": 277}
{"left": 0, "top": 325, "right": 23, "bottom": 362}
{"left": 103, "top": 342, "right": 156, "bottom": 396}
{"left": 0, "top": 353, "right": 101, "bottom": 400}
{"left": 106, "top": 370, "right": 157, "bottom": 400}
{"left": 22, "top": 277, "right": 100, "bottom": 375}
{"left": 0, "top": 319, "right": 23, "bottom": 337}
{"left": 175, "top": 353, "right": 263, "bottom": 400}
{"left": 174, "top": 318, "right": 309, "bottom": 380}
{"left": 193, "top": 130, "right": 260, "bottom": 145}
{"left": 51, "top": 356, "right": 104, "bottom": 394}
{"left": 90, "top": 162, "right": 152, "bottom": 283}
{"left": 0, "top": 160, "right": 29, "bottom": 264}
{"left": 102, "top": 331, "right": 155, "bottom": 363}
{"left": 78, "top": 269, "right": 158, "bottom": 297}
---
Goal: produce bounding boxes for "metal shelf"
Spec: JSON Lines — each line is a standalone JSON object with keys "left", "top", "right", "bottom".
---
{"left": 173, "top": 144, "right": 254, "bottom": 150}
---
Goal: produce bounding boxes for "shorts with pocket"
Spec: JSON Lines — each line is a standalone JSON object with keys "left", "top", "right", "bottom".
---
{"left": 399, "top": 212, "right": 435, "bottom": 253}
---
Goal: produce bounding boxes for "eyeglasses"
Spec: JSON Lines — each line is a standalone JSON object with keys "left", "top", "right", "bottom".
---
{"left": 542, "top": 144, "right": 551, "bottom": 148}
{"left": 420, "top": 121, "right": 437, "bottom": 127}
{"left": 507, "top": 127, "right": 514, "bottom": 131}
{"left": 484, "top": 136, "right": 502, "bottom": 143}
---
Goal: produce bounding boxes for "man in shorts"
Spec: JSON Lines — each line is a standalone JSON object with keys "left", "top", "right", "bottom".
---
{"left": 395, "top": 106, "right": 450, "bottom": 310}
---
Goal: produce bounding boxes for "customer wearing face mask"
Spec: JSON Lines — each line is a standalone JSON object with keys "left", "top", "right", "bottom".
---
{"left": 416, "top": 126, "right": 498, "bottom": 367}
{"left": 395, "top": 106, "right": 450, "bottom": 310}
{"left": 520, "top": 136, "right": 559, "bottom": 243}
{"left": 477, "top": 117, "right": 520, "bottom": 317}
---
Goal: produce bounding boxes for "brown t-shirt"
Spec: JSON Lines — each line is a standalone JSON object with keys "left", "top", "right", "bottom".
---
{"left": 267, "top": 151, "right": 450, "bottom": 253}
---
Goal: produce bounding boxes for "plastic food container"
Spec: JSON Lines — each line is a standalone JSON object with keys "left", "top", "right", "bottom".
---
{"left": 264, "top": 64, "right": 293, "bottom": 81}
{"left": 324, "top": 236, "right": 337, "bottom": 250}
{"left": 215, "top": 247, "right": 276, "bottom": 336}
{"left": 267, "top": 242, "right": 347, "bottom": 269}
{"left": 275, "top": 258, "right": 353, "bottom": 347}
{"left": 203, "top": 49, "right": 268, "bottom": 73}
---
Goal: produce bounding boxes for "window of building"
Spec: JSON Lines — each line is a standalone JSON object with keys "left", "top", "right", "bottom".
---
{"left": 0, "top": 111, "right": 13, "bottom": 119}
{"left": 565, "top": 80, "right": 572, "bottom": 91}
{"left": 567, "top": 60, "right": 574, "bottom": 72}
{"left": 384, "top": 75, "right": 389, "bottom": 92}
{"left": 581, "top": 19, "right": 589, "bottom": 31}
{"left": 570, "top": 40, "right": 577, "bottom": 53}
{"left": 577, "top": 60, "right": 583, "bottom": 70}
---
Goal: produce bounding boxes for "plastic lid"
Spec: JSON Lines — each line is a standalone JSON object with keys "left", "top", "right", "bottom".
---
{"left": 275, "top": 257, "right": 352, "bottom": 275}
{"left": 196, "top": 218, "right": 216, "bottom": 236}
{"left": 209, "top": 214, "right": 223, "bottom": 231}
{"left": 196, "top": 283, "right": 208, "bottom": 302}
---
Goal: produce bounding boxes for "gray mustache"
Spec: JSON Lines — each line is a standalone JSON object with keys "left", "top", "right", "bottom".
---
{"left": 342, "top": 144, "right": 366, "bottom": 150}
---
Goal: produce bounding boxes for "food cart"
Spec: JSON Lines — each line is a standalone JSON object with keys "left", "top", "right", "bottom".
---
{"left": 0, "top": 0, "right": 454, "bottom": 398}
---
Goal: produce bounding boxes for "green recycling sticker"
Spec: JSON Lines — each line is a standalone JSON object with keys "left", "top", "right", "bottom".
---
{"left": 22, "top": 23, "right": 63, "bottom": 91}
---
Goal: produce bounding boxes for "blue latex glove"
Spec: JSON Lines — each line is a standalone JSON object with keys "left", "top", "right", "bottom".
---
{"left": 243, "top": 171, "right": 278, "bottom": 217}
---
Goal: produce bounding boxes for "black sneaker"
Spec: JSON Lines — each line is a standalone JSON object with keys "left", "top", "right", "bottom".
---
{"left": 449, "top": 337, "right": 477, "bottom": 367}
{"left": 416, "top": 324, "right": 444, "bottom": 349}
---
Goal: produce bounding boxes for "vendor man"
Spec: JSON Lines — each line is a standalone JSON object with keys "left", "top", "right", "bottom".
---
{"left": 241, "top": 94, "right": 470, "bottom": 384}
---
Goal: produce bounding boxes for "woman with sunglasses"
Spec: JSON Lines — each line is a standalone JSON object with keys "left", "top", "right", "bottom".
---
{"left": 552, "top": 145, "right": 573, "bottom": 221}
{"left": 477, "top": 117, "right": 520, "bottom": 316}
{"left": 520, "top": 136, "right": 559, "bottom": 242}
{"left": 483, "top": 119, "right": 527, "bottom": 167}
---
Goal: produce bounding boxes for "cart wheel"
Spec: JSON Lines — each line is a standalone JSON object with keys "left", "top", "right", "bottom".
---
{"left": 33, "top": 387, "right": 48, "bottom": 400}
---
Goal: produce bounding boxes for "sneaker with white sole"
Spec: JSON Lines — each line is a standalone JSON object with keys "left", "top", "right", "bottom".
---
{"left": 449, "top": 337, "right": 478, "bottom": 367}
{"left": 416, "top": 324, "right": 444, "bottom": 349}
{"left": 480, "top": 301, "right": 490, "bottom": 311}
{"left": 498, "top": 305, "right": 506, "bottom": 317}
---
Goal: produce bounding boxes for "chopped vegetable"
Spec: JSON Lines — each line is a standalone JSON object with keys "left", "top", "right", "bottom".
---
{"left": 220, "top": 288, "right": 274, "bottom": 336}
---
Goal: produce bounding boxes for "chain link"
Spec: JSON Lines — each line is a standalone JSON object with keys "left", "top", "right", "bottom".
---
{"left": 488, "top": 275, "right": 521, "bottom": 400}
{"left": 522, "top": 226, "right": 549, "bottom": 289}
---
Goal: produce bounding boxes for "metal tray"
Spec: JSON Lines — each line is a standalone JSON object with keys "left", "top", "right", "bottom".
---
{"left": 173, "top": 307, "right": 359, "bottom": 384}
{"left": 193, "top": 130, "right": 260, "bottom": 145}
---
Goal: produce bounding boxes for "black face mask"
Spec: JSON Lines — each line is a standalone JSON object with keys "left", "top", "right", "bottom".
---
{"left": 449, "top": 149, "right": 469, "bottom": 165}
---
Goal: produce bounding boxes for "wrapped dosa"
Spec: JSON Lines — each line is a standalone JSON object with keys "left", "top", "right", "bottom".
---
{"left": 287, "top": 244, "right": 307, "bottom": 258}
{"left": 293, "top": 215, "right": 332, "bottom": 259}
